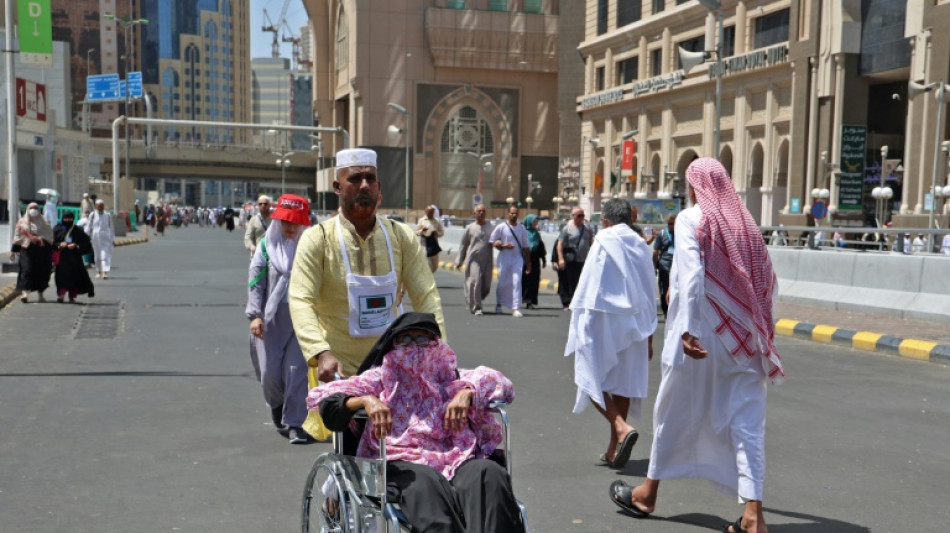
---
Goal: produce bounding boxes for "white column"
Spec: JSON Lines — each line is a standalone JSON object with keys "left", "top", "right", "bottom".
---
{"left": 803, "top": 58, "right": 819, "bottom": 214}
{"left": 782, "top": 60, "right": 797, "bottom": 214}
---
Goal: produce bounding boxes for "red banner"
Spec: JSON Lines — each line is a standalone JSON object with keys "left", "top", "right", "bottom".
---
{"left": 621, "top": 139, "right": 635, "bottom": 177}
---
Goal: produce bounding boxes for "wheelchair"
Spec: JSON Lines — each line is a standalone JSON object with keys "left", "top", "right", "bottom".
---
{"left": 300, "top": 401, "right": 530, "bottom": 532}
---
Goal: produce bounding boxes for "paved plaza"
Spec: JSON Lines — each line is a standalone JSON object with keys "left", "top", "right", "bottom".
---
{"left": 0, "top": 227, "right": 947, "bottom": 532}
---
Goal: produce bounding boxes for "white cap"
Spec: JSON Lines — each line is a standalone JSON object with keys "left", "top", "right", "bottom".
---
{"left": 257, "top": 195, "right": 272, "bottom": 203}
{"left": 95, "top": 198, "right": 105, "bottom": 205}
{"left": 335, "top": 148, "right": 377, "bottom": 169}
{"left": 83, "top": 193, "right": 89, "bottom": 198}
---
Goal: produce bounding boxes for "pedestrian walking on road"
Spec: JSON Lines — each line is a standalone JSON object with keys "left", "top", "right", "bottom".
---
{"left": 155, "top": 205, "right": 167, "bottom": 237}
{"left": 565, "top": 199, "right": 656, "bottom": 469}
{"left": 556, "top": 207, "right": 593, "bottom": 310}
{"left": 52, "top": 211, "right": 95, "bottom": 303}
{"left": 244, "top": 195, "right": 272, "bottom": 257}
{"left": 456, "top": 204, "right": 493, "bottom": 315}
{"left": 416, "top": 205, "right": 445, "bottom": 273}
{"left": 609, "top": 157, "right": 784, "bottom": 533}
{"left": 289, "top": 148, "right": 446, "bottom": 438}
{"left": 247, "top": 194, "right": 318, "bottom": 444}
{"left": 490, "top": 205, "right": 530, "bottom": 317}
{"left": 653, "top": 214, "right": 676, "bottom": 317}
{"left": 521, "top": 214, "right": 546, "bottom": 309}
{"left": 942, "top": 233, "right": 950, "bottom": 255}
{"left": 11, "top": 202, "right": 53, "bottom": 303}
{"left": 88, "top": 199, "right": 115, "bottom": 279}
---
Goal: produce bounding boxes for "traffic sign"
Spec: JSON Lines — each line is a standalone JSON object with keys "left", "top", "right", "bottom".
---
{"left": 811, "top": 200, "right": 828, "bottom": 220}
{"left": 17, "top": 0, "right": 53, "bottom": 66}
{"left": 127, "top": 72, "right": 143, "bottom": 98}
{"left": 86, "top": 73, "right": 120, "bottom": 101}
{"left": 119, "top": 80, "right": 127, "bottom": 99}
{"left": 473, "top": 193, "right": 483, "bottom": 205}
{"left": 16, "top": 78, "right": 47, "bottom": 121}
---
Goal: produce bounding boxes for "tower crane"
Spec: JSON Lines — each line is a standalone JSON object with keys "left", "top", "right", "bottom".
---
{"left": 281, "top": 20, "right": 302, "bottom": 71}
{"left": 261, "top": 0, "right": 293, "bottom": 59}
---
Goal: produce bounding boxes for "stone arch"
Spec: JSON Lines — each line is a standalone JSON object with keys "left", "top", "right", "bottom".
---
{"left": 748, "top": 142, "right": 765, "bottom": 223}
{"left": 650, "top": 153, "right": 661, "bottom": 194}
{"left": 720, "top": 144, "right": 734, "bottom": 179}
{"left": 422, "top": 87, "right": 513, "bottom": 208}
{"left": 775, "top": 138, "right": 789, "bottom": 187}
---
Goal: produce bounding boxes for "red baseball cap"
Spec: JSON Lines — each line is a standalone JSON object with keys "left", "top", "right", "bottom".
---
{"left": 271, "top": 194, "right": 311, "bottom": 226}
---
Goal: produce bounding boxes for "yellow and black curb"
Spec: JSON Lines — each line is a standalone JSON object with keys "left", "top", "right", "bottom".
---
{"left": 436, "top": 261, "right": 560, "bottom": 293}
{"left": 775, "top": 319, "right": 950, "bottom": 365}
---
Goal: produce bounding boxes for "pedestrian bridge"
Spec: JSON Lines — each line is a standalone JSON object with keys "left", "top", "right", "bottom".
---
{"left": 90, "top": 138, "right": 320, "bottom": 183}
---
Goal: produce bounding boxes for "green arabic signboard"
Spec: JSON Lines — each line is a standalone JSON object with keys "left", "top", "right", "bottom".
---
{"left": 18, "top": 0, "right": 53, "bottom": 67}
{"left": 838, "top": 125, "right": 866, "bottom": 211}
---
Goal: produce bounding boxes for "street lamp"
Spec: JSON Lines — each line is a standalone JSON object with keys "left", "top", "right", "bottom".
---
{"left": 387, "top": 102, "right": 410, "bottom": 220}
{"left": 465, "top": 151, "right": 493, "bottom": 199}
{"left": 274, "top": 150, "right": 294, "bottom": 194}
{"left": 525, "top": 174, "right": 541, "bottom": 212}
{"left": 909, "top": 80, "right": 947, "bottom": 232}
{"left": 86, "top": 48, "right": 96, "bottom": 78}
{"left": 105, "top": 13, "right": 148, "bottom": 212}
{"left": 505, "top": 175, "right": 515, "bottom": 205}
{"left": 871, "top": 145, "right": 893, "bottom": 228}
{"left": 679, "top": 0, "right": 723, "bottom": 159}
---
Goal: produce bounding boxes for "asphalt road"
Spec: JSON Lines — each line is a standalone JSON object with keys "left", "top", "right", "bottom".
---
{"left": 0, "top": 226, "right": 946, "bottom": 533}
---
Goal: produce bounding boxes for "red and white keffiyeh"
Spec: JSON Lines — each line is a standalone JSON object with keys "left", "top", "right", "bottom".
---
{"left": 686, "top": 157, "right": 785, "bottom": 384}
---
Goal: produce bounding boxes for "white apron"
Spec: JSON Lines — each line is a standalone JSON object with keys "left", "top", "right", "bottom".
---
{"left": 337, "top": 218, "right": 400, "bottom": 338}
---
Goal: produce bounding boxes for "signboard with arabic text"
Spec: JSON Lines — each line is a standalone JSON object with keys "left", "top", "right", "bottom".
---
{"left": 838, "top": 125, "right": 867, "bottom": 211}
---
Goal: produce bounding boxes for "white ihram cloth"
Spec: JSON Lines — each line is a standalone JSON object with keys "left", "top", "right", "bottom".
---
{"left": 88, "top": 210, "right": 115, "bottom": 273}
{"left": 564, "top": 223, "right": 657, "bottom": 417}
{"left": 647, "top": 205, "right": 769, "bottom": 501}
{"left": 489, "top": 222, "right": 528, "bottom": 310}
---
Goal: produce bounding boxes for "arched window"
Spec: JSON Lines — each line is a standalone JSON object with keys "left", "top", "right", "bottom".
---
{"left": 335, "top": 7, "right": 348, "bottom": 71}
{"left": 162, "top": 67, "right": 180, "bottom": 140}
{"left": 440, "top": 105, "right": 494, "bottom": 154}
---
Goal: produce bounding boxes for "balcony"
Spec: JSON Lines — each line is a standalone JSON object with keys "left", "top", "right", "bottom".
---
{"left": 425, "top": 7, "right": 557, "bottom": 72}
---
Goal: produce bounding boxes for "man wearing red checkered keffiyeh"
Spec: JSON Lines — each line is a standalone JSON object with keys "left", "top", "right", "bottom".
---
{"left": 609, "top": 157, "right": 782, "bottom": 533}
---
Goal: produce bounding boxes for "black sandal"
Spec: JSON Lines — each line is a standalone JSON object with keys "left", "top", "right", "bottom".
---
{"left": 721, "top": 516, "right": 746, "bottom": 533}
{"left": 608, "top": 480, "right": 651, "bottom": 518}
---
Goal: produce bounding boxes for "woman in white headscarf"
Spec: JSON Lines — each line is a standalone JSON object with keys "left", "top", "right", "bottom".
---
{"left": 11, "top": 202, "right": 54, "bottom": 303}
{"left": 245, "top": 194, "right": 323, "bottom": 444}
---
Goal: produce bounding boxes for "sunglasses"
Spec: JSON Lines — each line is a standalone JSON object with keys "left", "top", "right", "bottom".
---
{"left": 393, "top": 334, "right": 438, "bottom": 347}
{"left": 574, "top": 214, "right": 585, "bottom": 218}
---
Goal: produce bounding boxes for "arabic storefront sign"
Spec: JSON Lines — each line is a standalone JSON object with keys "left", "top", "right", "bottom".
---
{"left": 631, "top": 71, "right": 684, "bottom": 96}
{"left": 580, "top": 88, "right": 624, "bottom": 110}
{"left": 708, "top": 44, "right": 789, "bottom": 78}
{"left": 838, "top": 125, "right": 867, "bottom": 211}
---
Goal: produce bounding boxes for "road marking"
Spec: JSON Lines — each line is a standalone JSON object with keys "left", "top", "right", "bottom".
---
{"left": 898, "top": 339, "right": 938, "bottom": 361}
{"left": 811, "top": 324, "right": 837, "bottom": 343}
{"left": 774, "top": 319, "right": 798, "bottom": 336}
{"left": 852, "top": 331, "right": 883, "bottom": 351}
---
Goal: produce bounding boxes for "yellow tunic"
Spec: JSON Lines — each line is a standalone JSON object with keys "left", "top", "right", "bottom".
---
{"left": 289, "top": 214, "right": 447, "bottom": 374}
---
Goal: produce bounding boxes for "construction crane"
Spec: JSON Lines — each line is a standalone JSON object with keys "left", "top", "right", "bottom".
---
{"left": 281, "top": 20, "right": 301, "bottom": 71}
{"left": 262, "top": 0, "right": 293, "bottom": 59}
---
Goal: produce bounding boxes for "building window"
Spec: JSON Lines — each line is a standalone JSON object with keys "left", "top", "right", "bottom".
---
{"left": 617, "top": 0, "right": 641, "bottom": 27}
{"left": 597, "top": 0, "right": 608, "bottom": 35}
{"left": 595, "top": 66, "right": 605, "bottom": 91}
{"left": 523, "top": 0, "right": 541, "bottom": 13}
{"left": 722, "top": 25, "right": 736, "bottom": 57}
{"left": 676, "top": 36, "right": 704, "bottom": 69}
{"left": 616, "top": 56, "right": 638, "bottom": 85}
{"left": 652, "top": 0, "right": 664, "bottom": 15}
{"left": 489, "top": 0, "right": 507, "bottom": 11}
{"left": 754, "top": 8, "right": 790, "bottom": 49}
{"left": 335, "top": 7, "right": 348, "bottom": 70}
{"left": 446, "top": 0, "right": 465, "bottom": 8}
{"left": 651, "top": 49, "right": 662, "bottom": 76}
{"left": 440, "top": 105, "right": 494, "bottom": 154}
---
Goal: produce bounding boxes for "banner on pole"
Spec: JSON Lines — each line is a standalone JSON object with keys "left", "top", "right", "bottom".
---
{"left": 621, "top": 139, "right": 635, "bottom": 178}
{"left": 17, "top": 0, "right": 53, "bottom": 66}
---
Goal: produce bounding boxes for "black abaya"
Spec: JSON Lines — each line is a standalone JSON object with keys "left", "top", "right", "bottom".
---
{"left": 16, "top": 244, "right": 52, "bottom": 292}
{"left": 53, "top": 224, "right": 95, "bottom": 296}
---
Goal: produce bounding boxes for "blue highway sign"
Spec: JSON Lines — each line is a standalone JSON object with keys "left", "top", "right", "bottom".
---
{"left": 127, "top": 72, "right": 143, "bottom": 98}
{"left": 86, "top": 73, "right": 120, "bottom": 101}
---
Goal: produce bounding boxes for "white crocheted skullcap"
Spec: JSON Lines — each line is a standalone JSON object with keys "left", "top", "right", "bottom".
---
{"left": 335, "top": 148, "right": 377, "bottom": 169}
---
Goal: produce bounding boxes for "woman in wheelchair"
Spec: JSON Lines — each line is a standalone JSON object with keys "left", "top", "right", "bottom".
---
{"left": 308, "top": 312, "right": 524, "bottom": 533}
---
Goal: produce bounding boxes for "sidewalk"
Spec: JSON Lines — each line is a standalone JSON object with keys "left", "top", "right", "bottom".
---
{"left": 435, "top": 251, "right": 950, "bottom": 365}
{"left": 0, "top": 227, "right": 149, "bottom": 311}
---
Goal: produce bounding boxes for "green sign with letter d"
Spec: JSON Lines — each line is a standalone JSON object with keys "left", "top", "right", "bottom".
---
{"left": 17, "top": 0, "right": 53, "bottom": 67}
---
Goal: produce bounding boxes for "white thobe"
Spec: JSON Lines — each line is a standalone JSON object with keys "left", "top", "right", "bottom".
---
{"left": 564, "top": 224, "right": 657, "bottom": 418}
{"left": 489, "top": 222, "right": 528, "bottom": 310}
{"left": 88, "top": 210, "right": 116, "bottom": 272}
{"left": 647, "top": 205, "right": 770, "bottom": 501}
{"left": 44, "top": 200, "right": 58, "bottom": 227}
{"left": 942, "top": 235, "right": 950, "bottom": 255}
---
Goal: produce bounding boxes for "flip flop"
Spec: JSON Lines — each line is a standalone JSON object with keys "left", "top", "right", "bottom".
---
{"left": 610, "top": 429, "right": 639, "bottom": 468}
{"left": 598, "top": 452, "right": 610, "bottom": 465}
{"left": 608, "top": 480, "right": 651, "bottom": 518}
{"left": 721, "top": 516, "right": 746, "bottom": 533}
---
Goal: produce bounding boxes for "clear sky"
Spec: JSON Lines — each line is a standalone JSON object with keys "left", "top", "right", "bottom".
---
{"left": 249, "top": 0, "right": 309, "bottom": 60}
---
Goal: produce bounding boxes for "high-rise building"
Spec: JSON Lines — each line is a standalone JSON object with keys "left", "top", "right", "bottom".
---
{"left": 140, "top": 0, "right": 251, "bottom": 144}
{"left": 302, "top": 0, "right": 560, "bottom": 212}
{"left": 298, "top": 24, "right": 313, "bottom": 71}
{"left": 51, "top": 0, "right": 134, "bottom": 131}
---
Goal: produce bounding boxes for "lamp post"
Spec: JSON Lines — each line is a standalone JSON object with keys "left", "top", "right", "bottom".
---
{"left": 525, "top": 174, "right": 541, "bottom": 213}
{"left": 387, "top": 102, "right": 410, "bottom": 220}
{"left": 273, "top": 150, "right": 294, "bottom": 194}
{"left": 465, "top": 151, "right": 493, "bottom": 199}
{"left": 678, "top": 0, "right": 723, "bottom": 159}
{"left": 310, "top": 135, "right": 324, "bottom": 214}
{"left": 86, "top": 48, "right": 96, "bottom": 78}
{"left": 871, "top": 145, "right": 893, "bottom": 228}
{"left": 505, "top": 175, "right": 514, "bottom": 205}
{"left": 105, "top": 13, "right": 148, "bottom": 213}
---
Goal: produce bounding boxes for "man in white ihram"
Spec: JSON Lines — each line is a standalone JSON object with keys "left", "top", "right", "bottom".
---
{"left": 88, "top": 199, "right": 116, "bottom": 279}
{"left": 564, "top": 198, "right": 656, "bottom": 470}
{"left": 489, "top": 205, "right": 530, "bottom": 317}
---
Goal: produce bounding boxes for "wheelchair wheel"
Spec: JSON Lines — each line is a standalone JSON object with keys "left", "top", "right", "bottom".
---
{"left": 301, "top": 455, "right": 351, "bottom": 533}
